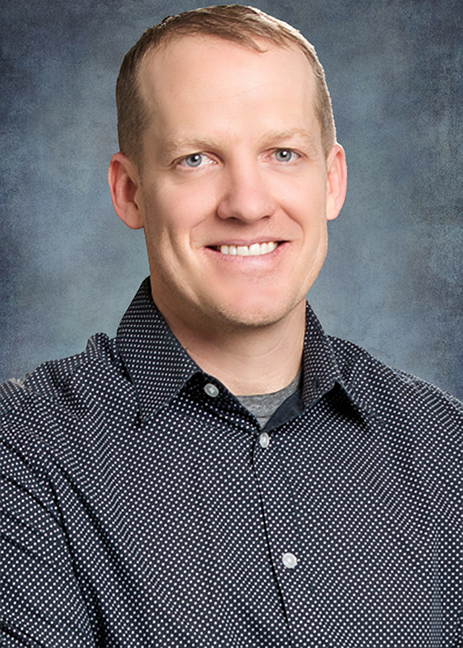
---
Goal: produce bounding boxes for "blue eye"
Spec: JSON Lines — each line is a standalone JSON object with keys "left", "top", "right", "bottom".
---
{"left": 184, "top": 153, "right": 203, "bottom": 167}
{"left": 275, "top": 149, "right": 295, "bottom": 162}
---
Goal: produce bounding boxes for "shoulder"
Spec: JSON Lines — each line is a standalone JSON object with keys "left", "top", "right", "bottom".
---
{"left": 328, "top": 334, "right": 463, "bottom": 427}
{"left": 327, "top": 336, "right": 462, "bottom": 503}
{"left": 0, "top": 332, "right": 125, "bottom": 420}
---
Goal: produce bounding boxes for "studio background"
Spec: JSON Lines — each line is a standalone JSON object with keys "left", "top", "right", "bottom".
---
{"left": 1, "top": 0, "right": 462, "bottom": 398}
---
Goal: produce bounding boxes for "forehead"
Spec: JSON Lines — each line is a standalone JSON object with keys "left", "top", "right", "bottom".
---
{"left": 139, "top": 34, "right": 315, "bottom": 104}
{"left": 137, "top": 35, "right": 319, "bottom": 146}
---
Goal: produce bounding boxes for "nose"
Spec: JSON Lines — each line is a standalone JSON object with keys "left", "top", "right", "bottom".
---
{"left": 216, "top": 160, "right": 276, "bottom": 223}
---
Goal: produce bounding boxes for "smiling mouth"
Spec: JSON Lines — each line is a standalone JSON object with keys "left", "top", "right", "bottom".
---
{"left": 211, "top": 241, "right": 280, "bottom": 256}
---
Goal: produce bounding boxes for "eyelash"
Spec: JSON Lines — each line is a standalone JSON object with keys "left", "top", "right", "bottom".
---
{"left": 176, "top": 148, "right": 300, "bottom": 170}
{"left": 273, "top": 149, "right": 299, "bottom": 163}
{"left": 178, "top": 153, "right": 212, "bottom": 168}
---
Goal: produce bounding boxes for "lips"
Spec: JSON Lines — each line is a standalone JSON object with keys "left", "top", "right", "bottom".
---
{"left": 212, "top": 241, "right": 279, "bottom": 256}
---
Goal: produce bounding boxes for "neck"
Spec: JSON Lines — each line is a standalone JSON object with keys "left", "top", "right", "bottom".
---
{"left": 156, "top": 300, "right": 306, "bottom": 396}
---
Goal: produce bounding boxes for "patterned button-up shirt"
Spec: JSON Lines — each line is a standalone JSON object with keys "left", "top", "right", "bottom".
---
{"left": 1, "top": 278, "right": 462, "bottom": 647}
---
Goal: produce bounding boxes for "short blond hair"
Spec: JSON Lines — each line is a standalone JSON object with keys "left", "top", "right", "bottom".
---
{"left": 116, "top": 5, "right": 336, "bottom": 164}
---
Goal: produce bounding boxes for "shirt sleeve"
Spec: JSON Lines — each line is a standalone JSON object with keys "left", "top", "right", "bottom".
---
{"left": 1, "top": 425, "right": 96, "bottom": 647}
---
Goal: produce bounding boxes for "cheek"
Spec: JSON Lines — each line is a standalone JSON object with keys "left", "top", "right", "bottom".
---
{"left": 278, "top": 172, "right": 327, "bottom": 215}
{"left": 141, "top": 195, "right": 205, "bottom": 279}
{"left": 145, "top": 184, "right": 216, "bottom": 240}
{"left": 281, "top": 195, "right": 328, "bottom": 246}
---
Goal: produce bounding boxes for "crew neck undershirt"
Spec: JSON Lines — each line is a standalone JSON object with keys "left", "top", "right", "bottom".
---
{"left": 235, "top": 371, "right": 302, "bottom": 428}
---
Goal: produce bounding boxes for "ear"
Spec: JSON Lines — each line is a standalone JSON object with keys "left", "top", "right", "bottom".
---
{"left": 325, "top": 144, "right": 347, "bottom": 221}
{"left": 108, "top": 152, "right": 144, "bottom": 230}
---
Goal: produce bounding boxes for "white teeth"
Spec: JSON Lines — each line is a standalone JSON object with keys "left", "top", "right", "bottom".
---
{"left": 219, "top": 242, "right": 278, "bottom": 256}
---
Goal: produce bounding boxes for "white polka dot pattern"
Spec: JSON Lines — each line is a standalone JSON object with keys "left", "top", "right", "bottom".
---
{"left": 1, "top": 278, "right": 462, "bottom": 646}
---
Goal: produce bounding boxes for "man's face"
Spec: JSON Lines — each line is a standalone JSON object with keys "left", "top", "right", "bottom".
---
{"left": 131, "top": 36, "right": 346, "bottom": 332}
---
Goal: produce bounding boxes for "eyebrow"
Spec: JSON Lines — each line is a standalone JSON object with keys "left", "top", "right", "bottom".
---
{"left": 158, "top": 127, "right": 319, "bottom": 164}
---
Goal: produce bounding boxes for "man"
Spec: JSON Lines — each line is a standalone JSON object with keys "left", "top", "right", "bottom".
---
{"left": 1, "top": 5, "right": 461, "bottom": 646}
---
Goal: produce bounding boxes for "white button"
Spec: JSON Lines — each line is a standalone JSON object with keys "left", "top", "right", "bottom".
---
{"left": 204, "top": 383, "right": 219, "bottom": 398}
{"left": 282, "top": 552, "right": 298, "bottom": 569}
{"left": 259, "top": 432, "right": 270, "bottom": 448}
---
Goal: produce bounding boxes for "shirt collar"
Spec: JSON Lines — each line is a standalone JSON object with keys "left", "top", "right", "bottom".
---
{"left": 116, "top": 278, "right": 199, "bottom": 421}
{"left": 301, "top": 301, "right": 343, "bottom": 405}
{"left": 116, "top": 278, "right": 357, "bottom": 421}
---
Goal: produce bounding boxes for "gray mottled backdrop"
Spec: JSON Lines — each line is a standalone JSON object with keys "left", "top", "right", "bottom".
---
{"left": 1, "top": 0, "right": 462, "bottom": 398}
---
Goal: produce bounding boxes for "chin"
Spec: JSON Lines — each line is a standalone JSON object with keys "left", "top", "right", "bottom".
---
{"left": 207, "top": 295, "right": 303, "bottom": 331}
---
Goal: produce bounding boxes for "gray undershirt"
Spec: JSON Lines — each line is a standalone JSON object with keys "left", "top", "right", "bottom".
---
{"left": 236, "top": 371, "right": 302, "bottom": 428}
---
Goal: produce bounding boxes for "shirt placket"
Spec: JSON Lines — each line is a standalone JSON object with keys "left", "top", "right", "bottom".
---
{"left": 253, "top": 428, "right": 312, "bottom": 647}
